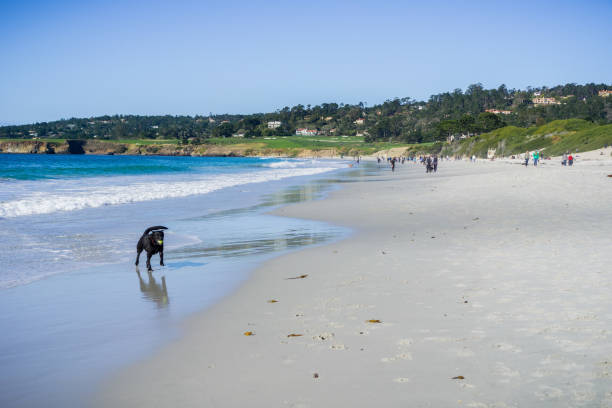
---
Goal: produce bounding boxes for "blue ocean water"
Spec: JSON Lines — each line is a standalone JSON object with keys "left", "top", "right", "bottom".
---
{"left": 0, "top": 153, "right": 359, "bottom": 408}
{"left": 0, "top": 154, "right": 346, "bottom": 287}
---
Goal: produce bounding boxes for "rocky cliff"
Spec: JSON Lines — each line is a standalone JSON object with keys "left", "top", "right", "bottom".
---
{"left": 0, "top": 139, "right": 348, "bottom": 158}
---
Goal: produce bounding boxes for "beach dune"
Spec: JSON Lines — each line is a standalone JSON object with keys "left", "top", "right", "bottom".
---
{"left": 96, "top": 160, "right": 612, "bottom": 407}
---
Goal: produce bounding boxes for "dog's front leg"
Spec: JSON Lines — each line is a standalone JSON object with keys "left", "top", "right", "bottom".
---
{"left": 146, "top": 253, "right": 153, "bottom": 271}
{"left": 160, "top": 250, "right": 165, "bottom": 266}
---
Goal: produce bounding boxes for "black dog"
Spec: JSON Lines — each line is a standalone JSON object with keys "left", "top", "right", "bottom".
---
{"left": 135, "top": 226, "right": 168, "bottom": 271}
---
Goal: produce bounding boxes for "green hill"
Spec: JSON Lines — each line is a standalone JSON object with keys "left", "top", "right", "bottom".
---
{"left": 447, "top": 119, "right": 612, "bottom": 158}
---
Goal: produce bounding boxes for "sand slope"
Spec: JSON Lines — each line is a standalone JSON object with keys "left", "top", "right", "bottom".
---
{"left": 96, "top": 160, "right": 612, "bottom": 407}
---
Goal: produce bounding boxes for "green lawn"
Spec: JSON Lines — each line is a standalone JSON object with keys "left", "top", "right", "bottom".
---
{"left": 204, "top": 135, "right": 424, "bottom": 154}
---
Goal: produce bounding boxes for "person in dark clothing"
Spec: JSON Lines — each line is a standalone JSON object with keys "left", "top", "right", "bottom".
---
{"left": 426, "top": 156, "right": 433, "bottom": 173}
{"left": 390, "top": 157, "right": 396, "bottom": 172}
{"left": 433, "top": 155, "right": 438, "bottom": 172}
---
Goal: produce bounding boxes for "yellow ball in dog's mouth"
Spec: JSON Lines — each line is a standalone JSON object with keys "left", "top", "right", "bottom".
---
{"left": 157, "top": 240, "right": 163, "bottom": 244}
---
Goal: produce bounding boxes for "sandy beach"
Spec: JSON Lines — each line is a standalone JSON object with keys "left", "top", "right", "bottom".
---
{"left": 95, "top": 159, "right": 612, "bottom": 407}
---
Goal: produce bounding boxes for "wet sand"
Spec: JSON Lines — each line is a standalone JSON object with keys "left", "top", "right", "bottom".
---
{"left": 96, "top": 159, "right": 612, "bottom": 407}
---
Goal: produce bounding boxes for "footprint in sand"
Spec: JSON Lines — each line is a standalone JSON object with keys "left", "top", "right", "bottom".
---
{"left": 396, "top": 338, "right": 413, "bottom": 347}
{"left": 493, "top": 362, "right": 520, "bottom": 383}
{"left": 381, "top": 353, "right": 413, "bottom": 363}
{"left": 535, "top": 385, "right": 563, "bottom": 400}
{"left": 493, "top": 343, "right": 522, "bottom": 353}
{"left": 451, "top": 347, "right": 475, "bottom": 358}
{"left": 393, "top": 377, "right": 411, "bottom": 383}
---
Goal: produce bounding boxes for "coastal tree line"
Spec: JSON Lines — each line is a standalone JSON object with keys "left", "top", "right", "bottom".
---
{"left": 1, "top": 83, "right": 610, "bottom": 144}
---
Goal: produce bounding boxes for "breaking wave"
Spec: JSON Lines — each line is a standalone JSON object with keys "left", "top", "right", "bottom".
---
{"left": 0, "top": 167, "right": 337, "bottom": 218}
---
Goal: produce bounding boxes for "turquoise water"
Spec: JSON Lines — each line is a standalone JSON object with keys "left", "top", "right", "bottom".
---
{"left": 0, "top": 154, "right": 299, "bottom": 180}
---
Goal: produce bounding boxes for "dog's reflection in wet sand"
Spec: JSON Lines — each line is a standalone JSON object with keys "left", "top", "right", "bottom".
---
{"left": 136, "top": 267, "right": 169, "bottom": 308}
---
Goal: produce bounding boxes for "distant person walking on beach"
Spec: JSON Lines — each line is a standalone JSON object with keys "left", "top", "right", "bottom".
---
{"left": 568, "top": 154, "right": 574, "bottom": 166}
{"left": 532, "top": 151, "right": 539, "bottom": 166}
{"left": 433, "top": 155, "right": 438, "bottom": 172}
{"left": 524, "top": 151, "right": 529, "bottom": 166}
{"left": 390, "top": 157, "right": 396, "bottom": 172}
{"left": 562, "top": 152, "right": 568, "bottom": 166}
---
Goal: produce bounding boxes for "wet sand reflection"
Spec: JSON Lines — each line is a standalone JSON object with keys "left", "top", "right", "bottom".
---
{"left": 136, "top": 267, "right": 169, "bottom": 308}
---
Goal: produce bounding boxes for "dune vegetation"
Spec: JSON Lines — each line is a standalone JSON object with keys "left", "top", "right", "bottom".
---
{"left": 445, "top": 119, "right": 612, "bottom": 158}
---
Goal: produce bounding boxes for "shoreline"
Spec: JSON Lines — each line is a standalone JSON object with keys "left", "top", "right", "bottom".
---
{"left": 96, "top": 159, "right": 612, "bottom": 406}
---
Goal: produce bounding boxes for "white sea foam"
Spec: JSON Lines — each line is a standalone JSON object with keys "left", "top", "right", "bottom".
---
{"left": 262, "top": 160, "right": 322, "bottom": 169}
{"left": 0, "top": 167, "right": 338, "bottom": 218}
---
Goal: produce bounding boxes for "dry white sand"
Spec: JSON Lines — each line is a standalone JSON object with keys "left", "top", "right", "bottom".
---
{"left": 95, "top": 159, "right": 612, "bottom": 407}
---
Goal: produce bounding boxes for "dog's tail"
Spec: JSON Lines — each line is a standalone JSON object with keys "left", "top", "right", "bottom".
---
{"left": 143, "top": 226, "right": 168, "bottom": 235}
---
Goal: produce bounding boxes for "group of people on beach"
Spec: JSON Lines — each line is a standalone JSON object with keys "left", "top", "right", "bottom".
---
{"left": 561, "top": 152, "right": 574, "bottom": 166}
{"left": 523, "top": 150, "right": 574, "bottom": 166}
{"left": 376, "top": 155, "right": 440, "bottom": 173}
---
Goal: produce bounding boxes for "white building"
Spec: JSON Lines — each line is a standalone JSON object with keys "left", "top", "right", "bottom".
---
{"left": 267, "top": 121, "right": 282, "bottom": 129}
{"left": 295, "top": 128, "right": 318, "bottom": 136}
{"left": 532, "top": 97, "right": 560, "bottom": 106}
{"left": 485, "top": 109, "right": 512, "bottom": 115}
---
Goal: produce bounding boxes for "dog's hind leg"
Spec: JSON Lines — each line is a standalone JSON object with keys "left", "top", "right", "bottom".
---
{"left": 135, "top": 241, "right": 143, "bottom": 265}
{"left": 159, "top": 250, "right": 164, "bottom": 266}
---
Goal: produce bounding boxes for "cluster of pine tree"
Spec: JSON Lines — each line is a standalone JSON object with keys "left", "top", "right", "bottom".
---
{"left": 1, "top": 83, "right": 610, "bottom": 143}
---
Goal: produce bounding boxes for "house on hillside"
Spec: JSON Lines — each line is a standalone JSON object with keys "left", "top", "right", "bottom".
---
{"left": 353, "top": 118, "right": 365, "bottom": 125}
{"left": 485, "top": 109, "right": 512, "bottom": 115}
{"left": 598, "top": 90, "right": 612, "bottom": 97}
{"left": 532, "top": 97, "right": 560, "bottom": 106}
{"left": 267, "top": 121, "right": 281, "bottom": 129}
{"left": 295, "top": 128, "right": 318, "bottom": 136}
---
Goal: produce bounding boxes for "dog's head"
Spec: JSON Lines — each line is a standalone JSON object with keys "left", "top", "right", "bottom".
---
{"left": 149, "top": 230, "right": 165, "bottom": 246}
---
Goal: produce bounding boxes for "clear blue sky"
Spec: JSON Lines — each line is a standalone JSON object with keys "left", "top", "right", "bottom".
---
{"left": 1, "top": 0, "right": 611, "bottom": 125}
